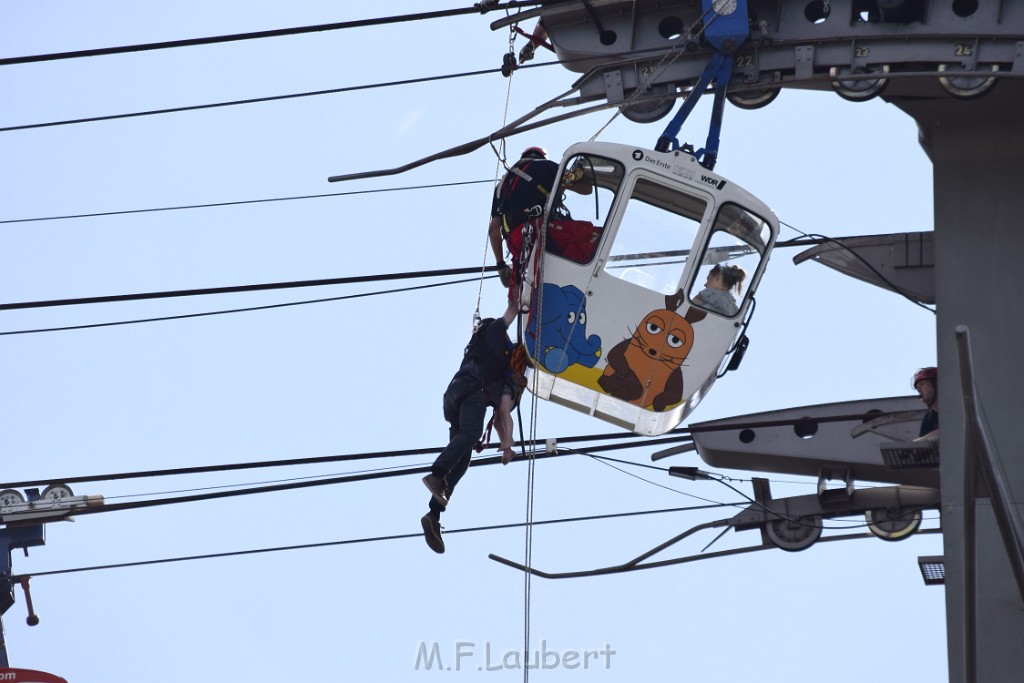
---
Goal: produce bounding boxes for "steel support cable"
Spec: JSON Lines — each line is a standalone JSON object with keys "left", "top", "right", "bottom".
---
{"left": 0, "top": 69, "right": 508, "bottom": 134}
{"left": 0, "top": 237, "right": 844, "bottom": 337}
{"left": 571, "top": 448, "right": 939, "bottom": 533}
{"left": 0, "top": 410, "right": 893, "bottom": 490}
{"left": 0, "top": 430, "right": 691, "bottom": 490}
{"left": 0, "top": 265, "right": 503, "bottom": 312}
{"left": 0, "top": 2, "right": 560, "bottom": 67}
{"left": 16, "top": 501, "right": 740, "bottom": 579}
{"left": 1, "top": 45, "right": 675, "bottom": 134}
{"left": 42, "top": 452, "right": 571, "bottom": 518}
{"left": 0, "top": 275, "right": 488, "bottom": 337}
{"left": 576, "top": 450, "right": 732, "bottom": 505}
{"left": 16, "top": 447, "right": 742, "bottom": 521}
{"left": 0, "top": 179, "right": 495, "bottom": 225}
{"left": 781, "top": 221, "right": 936, "bottom": 314}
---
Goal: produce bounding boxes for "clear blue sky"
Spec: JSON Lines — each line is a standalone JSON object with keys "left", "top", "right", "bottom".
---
{"left": 0, "top": 2, "right": 943, "bottom": 681}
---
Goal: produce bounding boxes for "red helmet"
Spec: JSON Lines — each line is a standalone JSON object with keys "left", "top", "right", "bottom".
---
{"left": 912, "top": 367, "right": 937, "bottom": 388}
{"left": 521, "top": 146, "right": 547, "bottom": 159}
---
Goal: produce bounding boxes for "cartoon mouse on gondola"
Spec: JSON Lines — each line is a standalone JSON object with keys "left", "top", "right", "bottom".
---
{"left": 598, "top": 289, "right": 706, "bottom": 411}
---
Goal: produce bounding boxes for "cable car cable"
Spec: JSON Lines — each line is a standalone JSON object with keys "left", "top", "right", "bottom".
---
{"left": 0, "top": 2, "right": 556, "bottom": 67}
{"left": 0, "top": 275, "right": 489, "bottom": 337}
{"left": 0, "top": 179, "right": 494, "bottom": 225}
{"left": 566, "top": 447, "right": 937, "bottom": 532}
{"left": 2, "top": 47, "right": 673, "bottom": 135}
{"left": 0, "top": 233, "right": 905, "bottom": 322}
{"left": 579, "top": 451, "right": 729, "bottom": 505}
{"left": 0, "top": 264, "right": 504, "bottom": 312}
{"left": 0, "top": 411, "right": 892, "bottom": 490}
{"left": 102, "top": 460, "right": 432, "bottom": 503}
{"left": 1, "top": 36, "right": 689, "bottom": 134}
{"left": 0, "top": 68, "right": 510, "bottom": 134}
{"left": 779, "top": 222, "right": 936, "bottom": 314}
{"left": 17, "top": 501, "right": 741, "bottom": 579}
{"left": 0, "top": 429, "right": 690, "bottom": 490}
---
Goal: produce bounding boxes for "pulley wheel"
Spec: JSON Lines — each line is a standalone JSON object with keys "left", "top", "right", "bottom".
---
{"left": 765, "top": 515, "right": 822, "bottom": 552}
{"left": 726, "top": 87, "right": 781, "bottom": 110}
{"left": 41, "top": 484, "right": 74, "bottom": 502}
{"left": 865, "top": 507, "right": 922, "bottom": 541}
{"left": 0, "top": 489, "right": 26, "bottom": 511}
{"left": 938, "top": 64, "right": 999, "bottom": 100}
{"left": 830, "top": 65, "right": 889, "bottom": 102}
{"left": 622, "top": 87, "right": 676, "bottom": 124}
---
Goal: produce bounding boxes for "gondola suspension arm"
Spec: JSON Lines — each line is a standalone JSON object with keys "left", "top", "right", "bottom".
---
{"left": 654, "top": 0, "right": 750, "bottom": 170}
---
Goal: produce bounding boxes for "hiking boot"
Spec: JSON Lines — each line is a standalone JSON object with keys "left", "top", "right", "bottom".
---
{"left": 421, "top": 513, "right": 445, "bottom": 554}
{"left": 422, "top": 474, "right": 449, "bottom": 507}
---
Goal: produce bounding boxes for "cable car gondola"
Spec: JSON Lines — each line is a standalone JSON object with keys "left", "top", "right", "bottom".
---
{"left": 523, "top": 141, "right": 778, "bottom": 436}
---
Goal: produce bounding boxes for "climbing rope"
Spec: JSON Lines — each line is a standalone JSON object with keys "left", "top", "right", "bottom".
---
{"left": 474, "top": 22, "right": 519, "bottom": 329}
{"left": 522, "top": 271, "right": 541, "bottom": 683}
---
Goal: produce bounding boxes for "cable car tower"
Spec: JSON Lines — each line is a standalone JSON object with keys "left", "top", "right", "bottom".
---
{"left": 486, "top": 1, "right": 1024, "bottom": 681}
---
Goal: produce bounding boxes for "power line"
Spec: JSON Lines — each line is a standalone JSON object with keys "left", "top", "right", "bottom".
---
{"left": 0, "top": 3, "right": 547, "bottom": 67}
{"left": 0, "top": 179, "right": 494, "bottom": 224}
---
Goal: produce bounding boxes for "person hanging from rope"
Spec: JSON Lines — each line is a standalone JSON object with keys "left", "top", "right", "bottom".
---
{"left": 488, "top": 146, "right": 592, "bottom": 306}
{"left": 420, "top": 301, "right": 528, "bottom": 554}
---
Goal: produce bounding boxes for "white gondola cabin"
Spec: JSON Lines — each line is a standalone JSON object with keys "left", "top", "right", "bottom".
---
{"left": 523, "top": 142, "right": 777, "bottom": 436}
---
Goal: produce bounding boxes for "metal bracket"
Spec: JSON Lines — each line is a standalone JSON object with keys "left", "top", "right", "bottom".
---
{"left": 654, "top": 0, "right": 749, "bottom": 168}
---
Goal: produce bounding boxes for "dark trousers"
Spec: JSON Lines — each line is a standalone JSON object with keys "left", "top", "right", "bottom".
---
{"left": 429, "top": 375, "right": 487, "bottom": 516}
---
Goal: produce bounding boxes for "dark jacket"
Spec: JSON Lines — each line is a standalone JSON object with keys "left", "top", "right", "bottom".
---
{"left": 453, "top": 317, "right": 514, "bottom": 407}
{"left": 491, "top": 158, "right": 559, "bottom": 233}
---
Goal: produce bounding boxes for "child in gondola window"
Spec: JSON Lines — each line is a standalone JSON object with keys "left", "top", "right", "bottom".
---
{"left": 693, "top": 264, "right": 746, "bottom": 317}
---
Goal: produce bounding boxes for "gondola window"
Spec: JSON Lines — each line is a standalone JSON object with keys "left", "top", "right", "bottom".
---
{"left": 603, "top": 177, "right": 707, "bottom": 295}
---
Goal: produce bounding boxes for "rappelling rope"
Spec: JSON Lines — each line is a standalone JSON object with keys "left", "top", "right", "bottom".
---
{"left": 475, "top": 24, "right": 519, "bottom": 329}
{"left": 521, "top": 233, "right": 544, "bottom": 683}
{"left": 482, "top": 22, "right": 539, "bottom": 682}
{"left": 588, "top": 3, "right": 722, "bottom": 142}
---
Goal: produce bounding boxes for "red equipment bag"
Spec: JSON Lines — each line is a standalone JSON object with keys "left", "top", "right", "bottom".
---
{"left": 547, "top": 219, "right": 602, "bottom": 264}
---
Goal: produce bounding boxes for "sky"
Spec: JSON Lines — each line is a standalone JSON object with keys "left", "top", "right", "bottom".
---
{"left": 0, "top": 2, "right": 944, "bottom": 682}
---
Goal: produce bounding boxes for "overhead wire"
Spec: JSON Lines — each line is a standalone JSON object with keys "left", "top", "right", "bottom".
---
{"left": 1, "top": 420, "right": 934, "bottom": 540}
{"left": 0, "top": 409, "right": 904, "bottom": 494}
{"left": 0, "top": 179, "right": 494, "bottom": 225}
{"left": 0, "top": 3, "right": 555, "bottom": 67}
{"left": 0, "top": 33, "right": 693, "bottom": 134}
{"left": 0, "top": 265, "right": 498, "bottom": 312}
{"left": 0, "top": 275, "right": 489, "bottom": 337}
{"left": 572, "top": 448, "right": 936, "bottom": 532}
{"left": 18, "top": 501, "right": 741, "bottom": 579}
{"left": 778, "top": 221, "right": 936, "bottom": 314}
{"left": 0, "top": 69, "right": 510, "bottom": 134}
{"left": 0, "top": 428, "right": 691, "bottom": 489}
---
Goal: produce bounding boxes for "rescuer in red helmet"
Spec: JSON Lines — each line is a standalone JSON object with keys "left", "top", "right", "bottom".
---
{"left": 487, "top": 146, "right": 591, "bottom": 307}
{"left": 912, "top": 366, "right": 939, "bottom": 441}
{"left": 488, "top": 146, "right": 556, "bottom": 297}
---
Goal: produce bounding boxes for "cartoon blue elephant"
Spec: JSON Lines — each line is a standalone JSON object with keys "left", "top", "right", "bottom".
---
{"left": 526, "top": 283, "right": 602, "bottom": 374}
